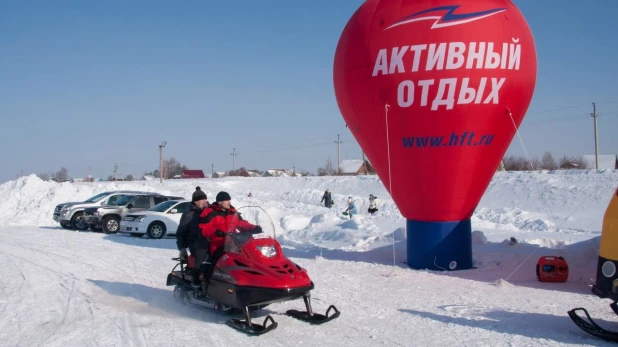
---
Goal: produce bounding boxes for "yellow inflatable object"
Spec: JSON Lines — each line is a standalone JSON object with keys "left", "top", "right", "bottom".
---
{"left": 593, "top": 187, "right": 618, "bottom": 299}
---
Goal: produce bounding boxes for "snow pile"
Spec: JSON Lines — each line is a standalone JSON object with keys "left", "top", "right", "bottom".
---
{"left": 0, "top": 170, "right": 617, "bottom": 346}
{"left": 472, "top": 207, "right": 556, "bottom": 231}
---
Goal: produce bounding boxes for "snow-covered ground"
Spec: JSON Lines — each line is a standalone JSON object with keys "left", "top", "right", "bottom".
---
{"left": 0, "top": 171, "right": 617, "bottom": 346}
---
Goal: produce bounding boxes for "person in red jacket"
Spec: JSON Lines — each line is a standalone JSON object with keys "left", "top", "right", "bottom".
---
{"left": 196, "top": 191, "right": 261, "bottom": 295}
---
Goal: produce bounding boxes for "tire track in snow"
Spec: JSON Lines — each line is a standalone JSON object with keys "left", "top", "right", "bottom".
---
{"left": 38, "top": 278, "right": 76, "bottom": 346}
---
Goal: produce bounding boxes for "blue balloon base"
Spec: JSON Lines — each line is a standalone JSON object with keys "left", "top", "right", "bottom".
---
{"left": 406, "top": 219, "right": 473, "bottom": 271}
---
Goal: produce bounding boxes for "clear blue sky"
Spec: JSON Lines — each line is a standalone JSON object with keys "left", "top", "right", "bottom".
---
{"left": 1, "top": 0, "right": 616, "bottom": 182}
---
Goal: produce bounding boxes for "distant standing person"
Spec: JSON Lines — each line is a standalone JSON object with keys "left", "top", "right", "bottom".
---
{"left": 368, "top": 194, "right": 378, "bottom": 215}
{"left": 321, "top": 189, "right": 332, "bottom": 209}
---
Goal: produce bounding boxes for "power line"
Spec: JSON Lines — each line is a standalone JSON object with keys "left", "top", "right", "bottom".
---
{"left": 526, "top": 102, "right": 618, "bottom": 117}
{"left": 522, "top": 112, "right": 618, "bottom": 126}
{"left": 526, "top": 103, "right": 590, "bottom": 116}
{"left": 522, "top": 113, "right": 590, "bottom": 126}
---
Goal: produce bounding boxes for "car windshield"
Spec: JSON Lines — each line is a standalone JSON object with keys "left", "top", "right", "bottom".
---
{"left": 84, "top": 192, "right": 110, "bottom": 203}
{"left": 149, "top": 200, "right": 177, "bottom": 212}
{"left": 112, "top": 195, "right": 136, "bottom": 206}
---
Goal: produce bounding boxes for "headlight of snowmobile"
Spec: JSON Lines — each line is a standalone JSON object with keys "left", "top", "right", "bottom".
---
{"left": 257, "top": 246, "right": 277, "bottom": 258}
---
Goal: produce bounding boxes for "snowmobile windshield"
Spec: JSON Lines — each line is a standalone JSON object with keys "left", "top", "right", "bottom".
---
{"left": 221, "top": 208, "right": 277, "bottom": 255}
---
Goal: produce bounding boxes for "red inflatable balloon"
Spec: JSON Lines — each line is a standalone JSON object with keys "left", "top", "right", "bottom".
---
{"left": 334, "top": 0, "right": 536, "bottom": 270}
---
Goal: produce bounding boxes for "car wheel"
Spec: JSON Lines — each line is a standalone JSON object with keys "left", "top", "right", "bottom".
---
{"left": 147, "top": 222, "right": 166, "bottom": 239}
{"left": 60, "top": 222, "right": 72, "bottom": 230}
{"left": 70, "top": 212, "right": 89, "bottom": 231}
{"left": 102, "top": 216, "right": 121, "bottom": 234}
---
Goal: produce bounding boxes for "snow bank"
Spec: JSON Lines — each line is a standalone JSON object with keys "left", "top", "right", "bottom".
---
{"left": 0, "top": 171, "right": 616, "bottom": 254}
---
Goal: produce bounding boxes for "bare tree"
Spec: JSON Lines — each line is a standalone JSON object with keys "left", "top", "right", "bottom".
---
{"left": 317, "top": 158, "right": 337, "bottom": 176}
{"left": 227, "top": 167, "right": 250, "bottom": 177}
{"left": 529, "top": 157, "right": 541, "bottom": 171}
{"left": 503, "top": 155, "right": 541, "bottom": 171}
{"left": 107, "top": 175, "right": 114, "bottom": 181}
{"left": 162, "top": 157, "right": 187, "bottom": 178}
{"left": 125, "top": 174, "right": 134, "bottom": 181}
{"left": 55, "top": 167, "right": 69, "bottom": 182}
{"left": 503, "top": 155, "right": 526, "bottom": 171}
{"left": 541, "top": 152, "right": 558, "bottom": 170}
{"left": 559, "top": 155, "right": 590, "bottom": 170}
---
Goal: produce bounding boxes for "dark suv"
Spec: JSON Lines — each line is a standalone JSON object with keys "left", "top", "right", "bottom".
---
{"left": 84, "top": 193, "right": 184, "bottom": 233}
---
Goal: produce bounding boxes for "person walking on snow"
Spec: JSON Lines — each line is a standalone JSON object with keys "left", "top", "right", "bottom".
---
{"left": 321, "top": 189, "right": 333, "bottom": 208}
{"left": 344, "top": 197, "right": 357, "bottom": 219}
{"left": 368, "top": 194, "right": 378, "bottom": 215}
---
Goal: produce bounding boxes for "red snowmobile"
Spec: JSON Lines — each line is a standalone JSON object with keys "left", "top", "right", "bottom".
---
{"left": 166, "top": 208, "right": 340, "bottom": 335}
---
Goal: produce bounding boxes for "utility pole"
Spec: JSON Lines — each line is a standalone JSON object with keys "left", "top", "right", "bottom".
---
{"left": 87, "top": 166, "right": 92, "bottom": 182}
{"left": 159, "top": 141, "right": 167, "bottom": 183}
{"left": 591, "top": 102, "right": 599, "bottom": 170}
{"left": 362, "top": 151, "right": 368, "bottom": 175}
{"left": 334, "top": 134, "right": 342, "bottom": 175}
{"left": 113, "top": 163, "right": 119, "bottom": 181}
{"left": 211, "top": 162, "right": 214, "bottom": 177}
{"left": 292, "top": 164, "right": 296, "bottom": 176}
{"left": 231, "top": 148, "right": 237, "bottom": 171}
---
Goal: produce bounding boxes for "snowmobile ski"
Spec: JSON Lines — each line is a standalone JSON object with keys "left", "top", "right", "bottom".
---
{"left": 285, "top": 295, "right": 340, "bottom": 324}
{"left": 568, "top": 307, "right": 618, "bottom": 342}
{"left": 610, "top": 302, "right": 618, "bottom": 317}
{"left": 226, "top": 306, "right": 278, "bottom": 335}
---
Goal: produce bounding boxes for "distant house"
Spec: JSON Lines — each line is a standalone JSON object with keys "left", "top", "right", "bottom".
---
{"left": 246, "top": 170, "right": 262, "bottom": 177}
{"left": 182, "top": 170, "right": 207, "bottom": 179}
{"left": 582, "top": 155, "right": 618, "bottom": 169}
{"left": 262, "top": 169, "right": 289, "bottom": 177}
{"left": 339, "top": 159, "right": 376, "bottom": 176}
{"left": 212, "top": 171, "right": 227, "bottom": 178}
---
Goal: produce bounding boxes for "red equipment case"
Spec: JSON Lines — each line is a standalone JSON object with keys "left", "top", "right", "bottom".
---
{"left": 536, "top": 256, "right": 569, "bottom": 282}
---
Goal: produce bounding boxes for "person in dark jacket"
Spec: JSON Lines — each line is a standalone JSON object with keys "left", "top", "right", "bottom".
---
{"left": 196, "top": 191, "right": 261, "bottom": 293}
{"left": 321, "top": 189, "right": 332, "bottom": 208}
{"left": 176, "top": 187, "right": 209, "bottom": 271}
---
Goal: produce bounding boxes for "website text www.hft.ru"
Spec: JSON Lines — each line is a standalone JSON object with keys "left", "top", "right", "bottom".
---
{"left": 402, "top": 132, "right": 495, "bottom": 148}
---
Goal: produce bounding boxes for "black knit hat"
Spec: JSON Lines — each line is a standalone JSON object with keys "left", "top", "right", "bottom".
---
{"left": 216, "top": 191, "right": 232, "bottom": 203}
{"left": 192, "top": 187, "right": 207, "bottom": 202}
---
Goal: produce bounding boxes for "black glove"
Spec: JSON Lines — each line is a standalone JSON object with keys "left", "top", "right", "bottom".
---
{"left": 252, "top": 226, "right": 263, "bottom": 234}
{"left": 214, "top": 230, "right": 226, "bottom": 237}
{"left": 178, "top": 248, "right": 188, "bottom": 260}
